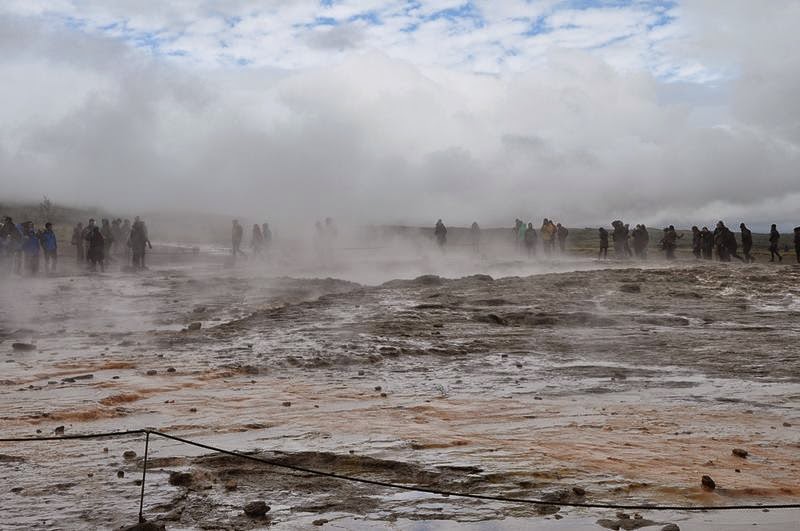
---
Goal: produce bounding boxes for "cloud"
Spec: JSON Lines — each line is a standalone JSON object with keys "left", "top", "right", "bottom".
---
{"left": 0, "top": 2, "right": 798, "bottom": 231}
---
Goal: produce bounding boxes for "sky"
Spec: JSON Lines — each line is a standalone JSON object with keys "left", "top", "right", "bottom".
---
{"left": 1, "top": 0, "right": 798, "bottom": 228}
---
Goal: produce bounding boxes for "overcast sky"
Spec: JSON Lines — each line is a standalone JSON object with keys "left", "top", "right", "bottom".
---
{"left": 1, "top": 1, "right": 798, "bottom": 227}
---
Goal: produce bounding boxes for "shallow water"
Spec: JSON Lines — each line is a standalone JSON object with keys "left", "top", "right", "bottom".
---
{"left": 1, "top": 250, "right": 799, "bottom": 529}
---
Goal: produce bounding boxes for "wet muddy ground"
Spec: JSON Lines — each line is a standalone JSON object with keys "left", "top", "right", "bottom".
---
{"left": 1, "top": 252, "right": 799, "bottom": 530}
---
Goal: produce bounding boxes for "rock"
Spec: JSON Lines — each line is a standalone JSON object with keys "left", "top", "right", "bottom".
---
{"left": 193, "top": 306, "right": 206, "bottom": 313}
{"left": 312, "top": 519, "right": 329, "bottom": 526}
{"left": 123, "top": 450, "right": 137, "bottom": 460}
{"left": 536, "top": 505, "right": 560, "bottom": 516}
{"left": 281, "top": 401, "right": 291, "bottom": 407}
{"left": 661, "top": 525, "right": 680, "bottom": 531}
{"left": 701, "top": 475, "right": 716, "bottom": 490}
{"left": 189, "top": 407, "right": 197, "bottom": 413}
{"left": 166, "top": 367, "right": 176, "bottom": 373}
{"left": 11, "top": 343, "right": 36, "bottom": 351}
{"left": 243, "top": 500, "right": 270, "bottom": 517}
{"left": 374, "top": 386, "right": 382, "bottom": 391}
{"left": 11, "top": 487, "right": 23, "bottom": 493}
{"left": 120, "top": 521, "right": 166, "bottom": 531}
{"left": 783, "top": 422, "right": 792, "bottom": 427}
{"left": 117, "top": 470, "right": 125, "bottom": 478}
{"left": 358, "top": 370, "right": 365, "bottom": 376}
{"left": 732, "top": 448, "right": 748, "bottom": 458}
{"left": 54, "top": 426, "right": 65, "bottom": 435}
{"left": 187, "top": 322, "right": 202, "bottom": 331}
{"left": 380, "top": 392, "right": 387, "bottom": 398}
{"left": 168, "top": 471, "right": 192, "bottom": 486}
{"left": 619, "top": 284, "right": 641, "bottom": 293}
{"left": 572, "top": 486, "right": 586, "bottom": 496}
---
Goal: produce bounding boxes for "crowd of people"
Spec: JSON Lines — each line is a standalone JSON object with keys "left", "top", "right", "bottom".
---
{"left": 0, "top": 215, "right": 151, "bottom": 275}
{"left": 232, "top": 219, "right": 273, "bottom": 258}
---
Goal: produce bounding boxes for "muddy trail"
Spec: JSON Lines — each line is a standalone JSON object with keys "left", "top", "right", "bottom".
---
{"left": 1, "top": 257, "right": 799, "bottom": 529}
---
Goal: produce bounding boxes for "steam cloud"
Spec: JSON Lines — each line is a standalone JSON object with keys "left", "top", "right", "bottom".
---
{"left": 1, "top": 1, "right": 798, "bottom": 229}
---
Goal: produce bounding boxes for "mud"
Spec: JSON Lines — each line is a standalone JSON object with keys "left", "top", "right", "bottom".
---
{"left": 0, "top": 252, "right": 799, "bottom": 529}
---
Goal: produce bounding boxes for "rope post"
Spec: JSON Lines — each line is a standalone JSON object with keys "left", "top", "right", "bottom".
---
{"left": 138, "top": 431, "right": 150, "bottom": 523}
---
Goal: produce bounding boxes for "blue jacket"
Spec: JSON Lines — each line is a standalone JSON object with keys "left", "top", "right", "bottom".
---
{"left": 40, "top": 229, "right": 57, "bottom": 251}
{"left": 22, "top": 231, "right": 40, "bottom": 255}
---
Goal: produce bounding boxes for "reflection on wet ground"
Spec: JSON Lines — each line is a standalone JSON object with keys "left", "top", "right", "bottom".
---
{"left": 1, "top": 255, "right": 799, "bottom": 529}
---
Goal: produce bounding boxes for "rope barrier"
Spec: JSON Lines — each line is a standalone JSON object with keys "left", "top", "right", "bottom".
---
{"left": 2, "top": 428, "right": 799, "bottom": 520}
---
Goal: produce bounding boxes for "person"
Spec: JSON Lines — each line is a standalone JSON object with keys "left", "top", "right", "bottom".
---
{"left": 101, "top": 219, "right": 114, "bottom": 262}
{"left": 517, "top": 219, "right": 526, "bottom": 252}
{"left": 86, "top": 225, "right": 105, "bottom": 272}
{"left": 556, "top": 223, "right": 569, "bottom": 253}
{"left": 514, "top": 219, "right": 523, "bottom": 250}
{"left": 769, "top": 224, "right": 782, "bottom": 262}
{"left": 71, "top": 222, "right": 85, "bottom": 263}
{"left": 129, "top": 216, "right": 152, "bottom": 269}
{"left": 660, "top": 226, "right": 677, "bottom": 260}
{"left": 611, "top": 220, "right": 627, "bottom": 259}
{"left": 1, "top": 217, "right": 22, "bottom": 273}
{"left": 724, "top": 227, "right": 744, "bottom": 262}
{"left": 262, "top": 222, "right": 272, "bottom": 253}
{"left": 691, "top": 226, "right": 702, "bottom": 259}
{"left": 540, "top": 218, "right": 555, "bottom": 254}
{"left": 40, "top": 222, "right": 57, "bottom": 273}
{"left": 434, "top": 219, "right": 447, "bottom": 248}
{"left": 794, "top": 226, "right": 800, "bottom": 264}
{"left": 598, "top": 227, "right": 609, "bottom": 259}
{"left": 21, "top": 222, "right": 41, "bottom": 275}
{"left": 121, "top": 219, "right": 132, "bottom": 260}
{"left": 251, "top": 224, "right": 264, "bottom": 255}
{"left": 231, "top": 220, "right": 244, "bottom": 257}
{"left": 470, "top": 222, "right": 480, "bottom": 254}
{"left": 622, "top": 223, "right": 633, "bottom": 257}
{"left": 524, "top": 222, "right": 537, "bottom": 257}
{"left": 701, "top": 226, "right": 713, "bottom": 260}
{"left": 111, "top": 219, "right": 122, "bottom": 256}
{"left": 740, "top": 223, "right": 754, "bottom": 263}
{"left": 713, "top": 221, "right": 729, "bottom": 261}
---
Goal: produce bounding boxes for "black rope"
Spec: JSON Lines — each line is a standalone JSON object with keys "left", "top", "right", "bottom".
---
{"left": 2, "top": 429, "right": 799, "bottom": 512}
{"left": 138, "top": 431, "right": 150, "bottom": 523}
{"left": 146, "top": 431, "right": 800, "bottom": 512}
{"left": 0, "top": 429, "right": 145, "bottom": 442}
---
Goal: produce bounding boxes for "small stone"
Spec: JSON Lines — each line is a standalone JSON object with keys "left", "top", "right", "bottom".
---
{"left": 701, "top": 475, "right": 716, "bottom": 490}
{"left": 166, "top": 367, "right": 176, "bottom": 373}
{"left": 783, "top": 422, "right": 792, "bottom": 427}
{"left": 282, "top": 401, "right": 291, "bottom": 407}
{"left": 187, "top": 322, "right": 202, "bottom": 331}
{"left": 11, "top": 487, "right": 23, "bottom": 493}
{"left": 619, "top": 284, "right": 641, "bottom": 293}
{"left": 661, "top": 525, "right": 680, "bottom": 531}
{"left": 11, "top": 343, "right": 36, "bottom": 351}
{"left": 189, "top": 407, "right": 197, "bottom": 413}
{"left": 312, "top": 519, "right": 329, "bottom": 526}
{"left": 572, "top": 486, "right": 586, "bottom": 496}
{"left": 735, "top": 468, "right": 741, "bottom": 473}
{"left": 103, "top": 447, "right": 109, "bottom": 453}
{"left": 732, "top": 448, "right": 748, "bottom": 458}
{"left": 146, "top": 370, "right": 157, "bottom": 376}
{"left": 243, "top": 500, "right": 270, "bottom": 517}
{"left": 117, "top": 470, "right": 125, "bottom": 478}
{"left": 358, "top": 370, "right": 365, "bottom": 376}
{"left": 380, "top": 392, "right": 387, "bottom": 398}
{"left": 123, "top": 450, "right": 137, "bottom": 460}
{"left": 193, "top": 306, "right": 206, "bottom": 313}
{"left": 54, "top": 426, "right": 65, "bottom": 435}
{"left": 88, "top": 473, "right": 94, "bottom": 477}
{"left": 168, "top": 471, "right": 192, "bottom": 486}
{"left": 374, "top": 386, "right": 382, "bottom": 391}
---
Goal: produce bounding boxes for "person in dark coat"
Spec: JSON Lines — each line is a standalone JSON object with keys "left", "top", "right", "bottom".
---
{"left": 524, "top": 222, "right": 538, "bottom": 257}
{"left": 769, "top": 224, "right": 782, "bottom": 262}
{"left": 40, "top": 222, "right": 58, "bottom": 273}
{"left": 740, "top": 223, "right": 754, "bottom": 263}
{"left": 794, "top": 227, "right": 800, "bottom": 264}
{"left": 701, "top": 226, "right": 713, "bottom": 260}
{"left": 598, "top": 227, "right": 609, "bottom": 259}
{"left": 71, "top": 222, "right": 85, "bottom": 263}
{"left": 129, "top": 216, "right": 152, "bottom": 270}
{"left": 434, "top": 219, "right": 447, "bottom": 248}
{"left": 86, "top": 226, "right": 105, "bottom": 272}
